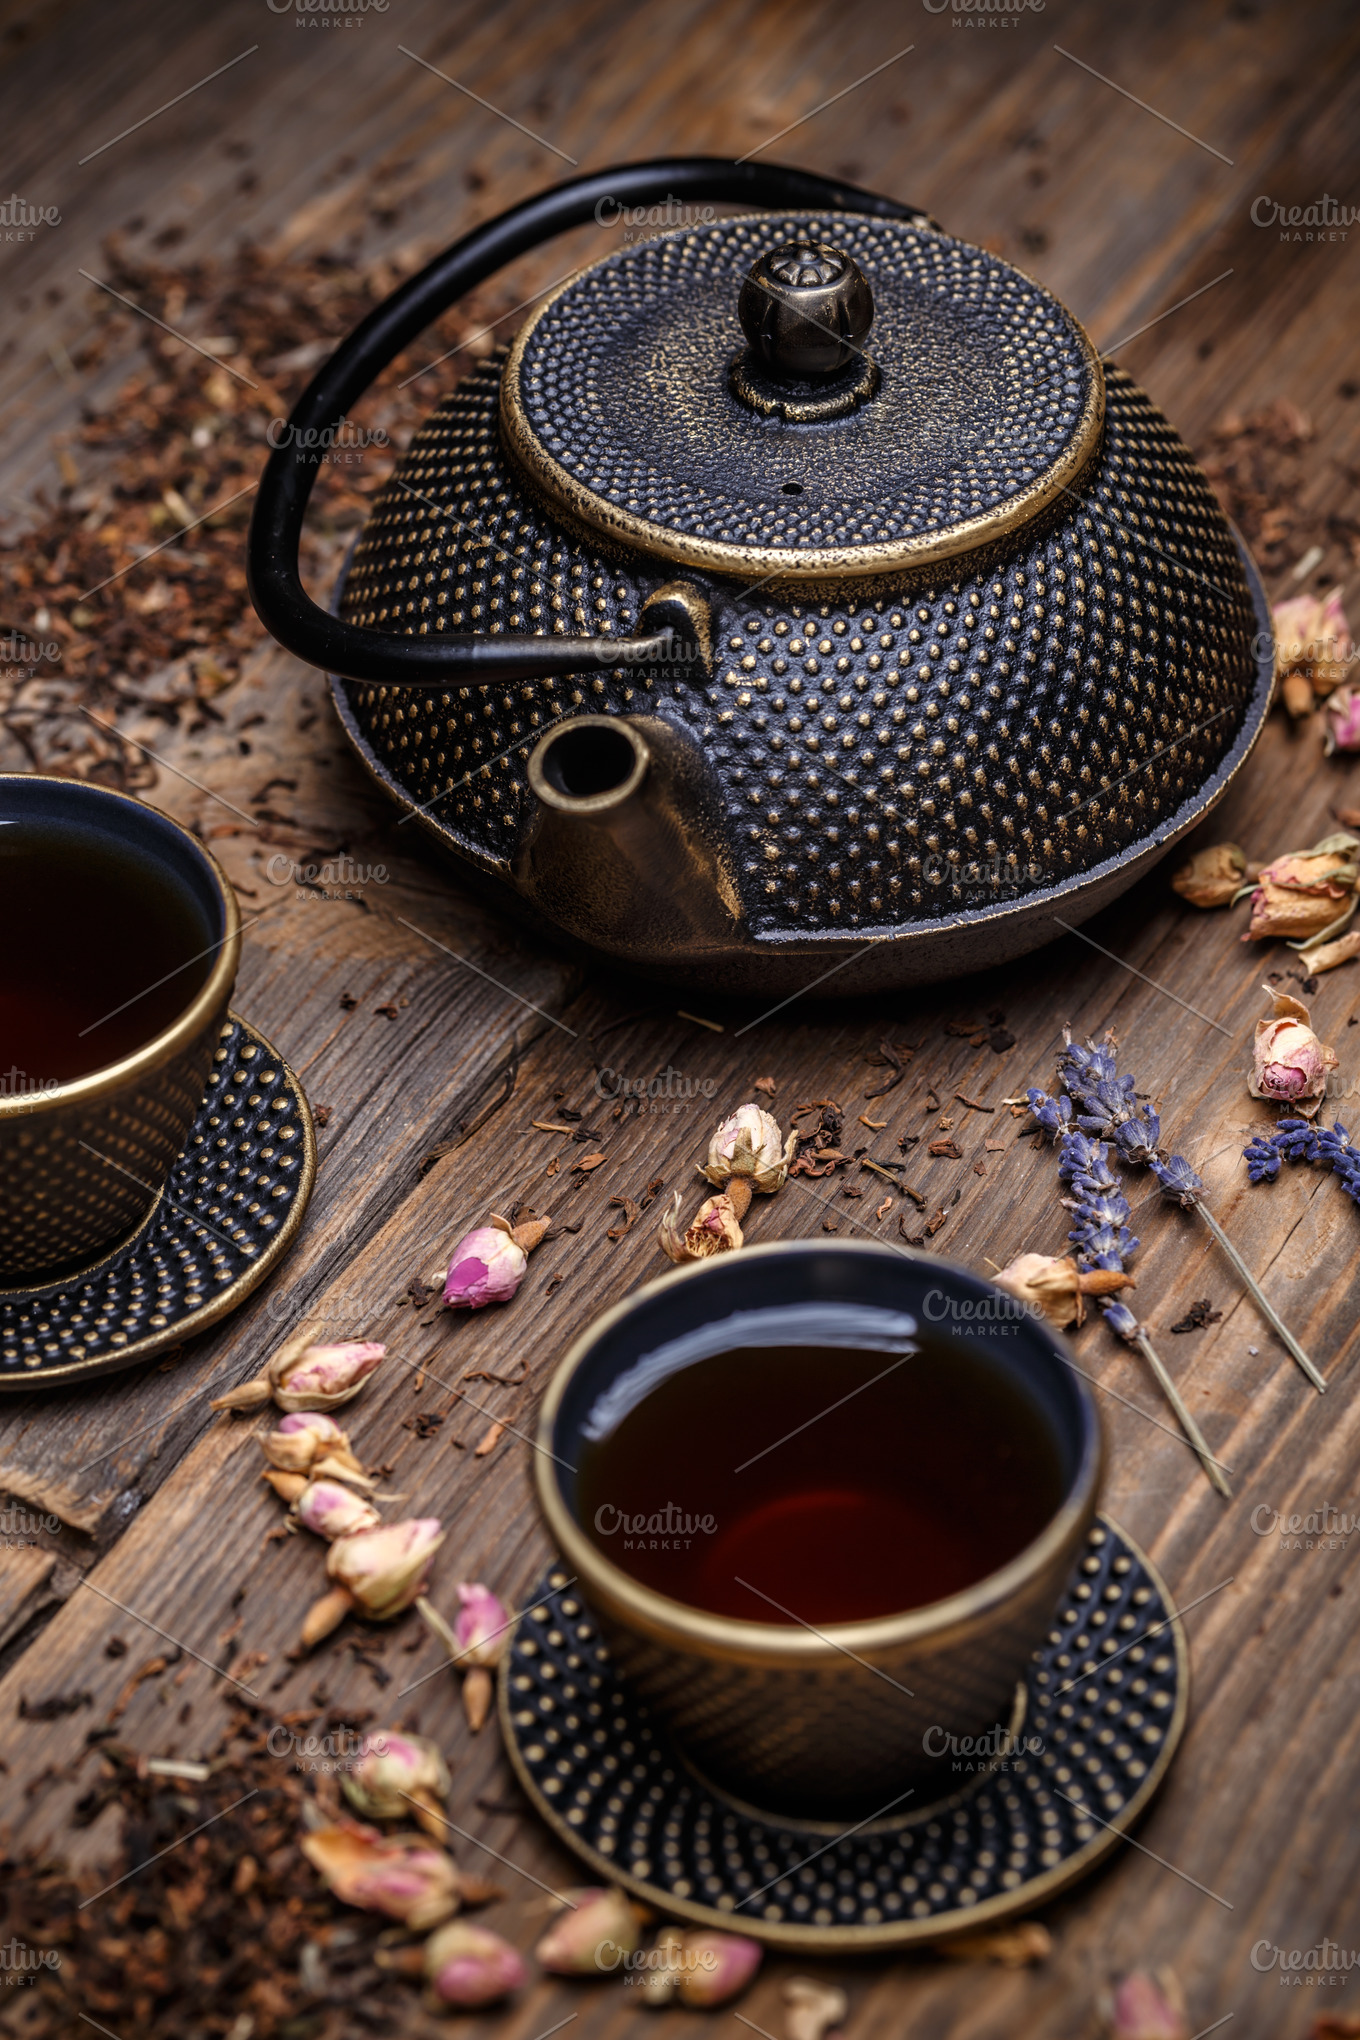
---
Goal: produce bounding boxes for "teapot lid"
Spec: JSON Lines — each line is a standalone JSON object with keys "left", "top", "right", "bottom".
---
{"left": 501, "top": 211, "right": 1103, "bottom": 585}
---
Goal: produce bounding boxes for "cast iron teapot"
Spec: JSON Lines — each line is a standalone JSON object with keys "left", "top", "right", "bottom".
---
{"left": 248, "top": 159, "right": 1272, "bottom": 996}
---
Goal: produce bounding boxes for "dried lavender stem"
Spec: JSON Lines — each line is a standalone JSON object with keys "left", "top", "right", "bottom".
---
{"left": 1131, "top": 1330, "right": 1233, "bottom": 1499}
{"left": 1189, "top": 1196, "right": 1326, "bottom": 1394}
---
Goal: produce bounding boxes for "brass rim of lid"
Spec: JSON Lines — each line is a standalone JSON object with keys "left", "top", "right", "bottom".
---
{"left": 500, "top": 230, "right": 1107, "bottom": 587}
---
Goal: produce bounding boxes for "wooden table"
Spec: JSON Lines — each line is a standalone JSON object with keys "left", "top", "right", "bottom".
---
{"left": 2, "top": 1, "right": 1359, "bottom": 2032}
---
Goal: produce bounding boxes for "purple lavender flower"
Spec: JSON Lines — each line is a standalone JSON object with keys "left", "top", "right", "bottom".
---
{"left": 1276, "top": 1117, "right": 1322, "bottom": 1162}
{"left": 1114, "top": 1111, "right": 1162, "bottom": 1165}
{"left": 1102, "top": 1300, "right": 1140, "bottom": 1342}
{"left": 1150, "top": 1153, "right": 1204, "bottom": 1203}
{"left": 1242, "top": 1136, "right": 1282, "bottom": 1184}
{"left": 1027, "top": 1088, "right": 1071, "bottom": 1138}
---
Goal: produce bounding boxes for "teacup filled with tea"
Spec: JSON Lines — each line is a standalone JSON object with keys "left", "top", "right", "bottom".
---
{"left": 0, "top": 775, "right": 240, "bottom": 1282}
{"left": 536, "top": 1241, "right": 1102, "bottom": 1817}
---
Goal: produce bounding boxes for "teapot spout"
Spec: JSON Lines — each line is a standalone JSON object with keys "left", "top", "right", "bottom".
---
{"left": 516, "top": 713, "right": 743, "bottom": 964}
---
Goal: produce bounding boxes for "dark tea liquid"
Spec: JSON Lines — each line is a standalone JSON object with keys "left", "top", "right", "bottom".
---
{"left": 0, "top": 824, "right": 216, "bottom": 1085}
{"left": 576, "top": 1310, "right": 1064, "bottom": 1625}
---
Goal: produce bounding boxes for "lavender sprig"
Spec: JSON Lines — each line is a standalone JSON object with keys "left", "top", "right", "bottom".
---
{"left": 1028, "top": 1086, "right": 1230, "bottom": 1496}
{"left": 1058, "top": 1033, "right": 1325, "bottom": 1395}
{"left": 1243, "top": 1115, "right": 1360, "bottom": 1206}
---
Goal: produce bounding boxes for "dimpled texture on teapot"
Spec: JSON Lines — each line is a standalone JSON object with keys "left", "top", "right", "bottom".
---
{"left": 508, "top": 212, "right": 1096, "bottom": 557}
{"left": 338, "top": 357, "right": 1256, "bottom": 936}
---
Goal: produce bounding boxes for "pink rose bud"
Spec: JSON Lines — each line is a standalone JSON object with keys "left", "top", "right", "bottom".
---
{"left": 535, "top": 1887, "right": 643, "bottom": 1975}
{"left": 302, "top": 1518, "right": 445, "bottom": 1647}
{"left": 658, "top": 1188, "right": 744, "bottom": 1263}
{"left": 1110, "top": 1969, "right": 1189, "bottom": 2040}
{"left": 677, "top": 1930, "right": 763, "bottom": 2007}
{"left": 1169, "top": 841, "right": 1251, "bottom": 909}
{"left": 330, "top": 1518, "right": 445, "bottom": 1618}
{"left": 1324, "top": 684, "right": 1360, "bottom": 755}
{"left": 443, "top": 1223, "right": 527, "bottom": 1309}
{"left": 212, "top": 1335, "right": 386, "bottom": 1414}
{"left": 1242, "top": 837, "right": 1359, "bottom": 944}
{"left": 1249, "top": 988, "right": 1339, "bottom": 1119}
{"left": 263, "top": 1411, "right": 371, "bottom": 1484}
{"left": 701, "top": 1102, "right": 796, "bottom": 1198}
{"left": 341, "top": 1730, "right": 450, "bottom": 1835}
{"left": 423, "top": 1921, "right": 528, "bottom": 2008}
{"left": 453, "top": 1581, "right": 509, "bottom": 1667}
{"left": 295, "top": 1480, "right": 381, "bottom": 1542}
{"left": 300, "top": 1817, "right": 461, "bottom": 1930}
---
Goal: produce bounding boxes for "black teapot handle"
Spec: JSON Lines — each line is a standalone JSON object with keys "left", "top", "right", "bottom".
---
{"left": 247, "top": 158, "right": 927, "bottom": 689}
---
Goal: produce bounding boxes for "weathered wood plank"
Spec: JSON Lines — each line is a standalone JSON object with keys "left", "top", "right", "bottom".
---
{"left": 4, "top": 0, "right": 1360, "bottom": 2032}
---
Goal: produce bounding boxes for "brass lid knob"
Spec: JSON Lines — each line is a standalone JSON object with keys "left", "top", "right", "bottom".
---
{"left": 737, "top": 240, "right": 874, "bottom": 380}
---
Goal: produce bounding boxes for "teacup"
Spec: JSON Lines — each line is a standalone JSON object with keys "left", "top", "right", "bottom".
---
{"left": 535, "top": 1240, "right": 1102, "bottom": 1817}
{"left": 0, "top": 775, "right": 240, "bottom": 1283}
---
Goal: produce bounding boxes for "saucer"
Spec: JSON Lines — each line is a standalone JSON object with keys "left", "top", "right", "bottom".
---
{"left": 0, "top": 1014, "right": 316, "bottom": 1388}
{"left": 500, "top": 1516, "right": 1188, "bottom": 1951}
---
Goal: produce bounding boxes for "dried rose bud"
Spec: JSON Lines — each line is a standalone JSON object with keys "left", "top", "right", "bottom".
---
{"left": 302, "top": 1518, "right": 445, "bottom": 1647}
{"left": 635, "top": 1927, "right": 686, "bottom": 2008}
{"left": 1249, "top": 988, "right": 1339, "bottom": 1118}
{"left": 535, "top": 1886, "right": 643, "bottom": 1975}
{"left": 1109, "top": 1968, "right": 1188, "bottom": 2040}
{"left": 658, "top": 1188, "right": 744, "bottom": 1263}
{"left": 262, "top": 1411, "right": 370, "bottom": 1484}
{"left": 443, "top": 1217, "right": 529, "bottom": 1309}
{"left": 1306, "top": 928, "right": 1360, "bottom": 973}
{"left": 1170, "top": 841, "right": 1252, "bottom": 909}
{"left": 300, "top": 1816, "right": 460, "bottom": 1930}
{"left": 1273, "top": 588, "right": 1352, "bottom": 702}
{"left": 1324, "top": 684, "right": 1360, "bottom": 755}
{"left": 677, "top": 1929, "right": 762, "bottom": 2007}
{"left": 700, "top": 1102, "right": 798, "bottom": 1215}
{"left": 994, "top": 1251, "right": 1132, "bottom": 1330}
{"left": 452, "top": 1581, "right": 509, "bottom": 1667}
{"left": 423, "top": 1921, "right": 527, "bottom": 2008}
{"left": 943, "top": 1920, "right": 1052, "bottom": 1966}
{"left": 341, "top": 1730, "right": 450, "bottom": 1836}
{"left": 784, "top": 1976, "right": 849, "bottom": 2040}
{"left": 212, "top": 1334, "right": 386, "bottom": 1414}
{"left": 296, "top": 1480, "right": 381, "bottom": 1542}
{"left": 1241, "top": 836, "right": 1360, "bottom": 945}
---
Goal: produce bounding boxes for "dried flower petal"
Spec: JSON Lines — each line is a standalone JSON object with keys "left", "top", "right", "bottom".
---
{"left": 784, "top": 1975, "right": 849, "bottom": 2040}
{"left": 535, "top": 1887, "right": 643, "bottom": 1975}
{"left": 341, "top": 1731, "right": 450, "bottom": 1836}
{"left": 1170, "top": 841, "right": 1250, "bottom": 909}
{"left": 1109, "top": 1968, "right": 1188, "bottom": 2040}
{"left": 1307, "top": 929, "right": 1360, "bottom": 973}
{"left": 423, "top": 1921, "right": 527, "bottom": 2008}
{"left": 295, "top": 1480, "right": 381, "bottom": 1542}
{"left": 212, "top": 1335, "right": 386, "bottom": 1413}
{"left": 677, "top": 1930, "right": 763, "bottom": 2007}
{"left": 300, "top": 1816, "right": 460, "bottom": 1929}
{"left": 1249, "top": 987, "right": 1339, "bottom": 1118}
{"left": 443, "top": 1223, "right": 527, "bottom": 1309}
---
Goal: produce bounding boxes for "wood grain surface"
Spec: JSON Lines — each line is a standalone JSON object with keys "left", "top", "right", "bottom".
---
{"left": 2, "top": 0, "right": 1360, "bottom": 2033}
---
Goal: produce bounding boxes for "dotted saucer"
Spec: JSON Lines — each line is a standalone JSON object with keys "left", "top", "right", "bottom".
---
{"left": 0, "top": 1014, "right": 316, "bottom": 1388}
{"left": 501, "top": 1517, "right": 1187, "bottom": 1951}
